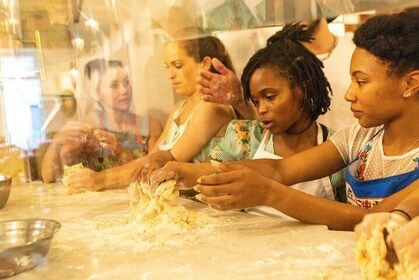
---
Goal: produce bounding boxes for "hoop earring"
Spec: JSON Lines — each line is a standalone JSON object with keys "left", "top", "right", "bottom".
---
{"left": 403, "top": 92, "right": 412, "bottom": 98}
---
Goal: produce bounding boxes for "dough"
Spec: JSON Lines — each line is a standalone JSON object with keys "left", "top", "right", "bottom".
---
{"left": 92, "top": 129, "right": 107, "bottom": 148}
{"left": 127, "top": 180, "right": 203, "bottom": 237}
{"left": 356, "top": 220, "right": 418, "bottom": 280}
{"left": 62, "top": 163, "right": 84, "bottom": 194}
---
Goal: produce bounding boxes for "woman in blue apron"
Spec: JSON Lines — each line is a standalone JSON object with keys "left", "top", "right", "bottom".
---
{"left": 161, "top": 9, "right": 419, "bottom": 231}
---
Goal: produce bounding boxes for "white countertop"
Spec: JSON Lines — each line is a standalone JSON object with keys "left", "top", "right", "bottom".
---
{"left": 1, "top": 182, "right": 361, "bottom": 279}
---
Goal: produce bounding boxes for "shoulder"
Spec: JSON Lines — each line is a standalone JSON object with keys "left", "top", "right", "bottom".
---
{"left": 198, "top": 101, "right": 233, "bottom": 115}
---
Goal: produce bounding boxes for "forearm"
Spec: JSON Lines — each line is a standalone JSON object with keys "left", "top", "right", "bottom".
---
{"left": 177, "top": 162, "right": 215, "bottom": 187}
{"left": 392, "top": 182, "right": 419, "bottom": 219}
{"left": 231, "top": 159, "right": 284, "bottom": 182}
{"left": 265, "top": 181, "right": 367, "bottom": 231}
{"left": 240, "top": 141, "right": 346, "bottom": 185}
{"left": 41, "top": 143, "right": 63, "bottom": 183}
{"left": 99, "top": 159, "right": 142, "bottom": 190}
{"left": 265, "top": 178, "right": 417, "bottom": 231}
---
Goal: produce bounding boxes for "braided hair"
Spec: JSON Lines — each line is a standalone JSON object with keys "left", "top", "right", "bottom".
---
{"left": 353, "top": 8, "right": 419, "bottom": 77}
{"left": 241, "top": 23, "right": 332, "bottom": 122}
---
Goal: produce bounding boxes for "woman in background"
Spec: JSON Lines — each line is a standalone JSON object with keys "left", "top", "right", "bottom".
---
{"left": 41, "top": 59, "right": 162, "bottom": 183}
{"left": 64, "top": 30, "right": 237, "bottom": 193}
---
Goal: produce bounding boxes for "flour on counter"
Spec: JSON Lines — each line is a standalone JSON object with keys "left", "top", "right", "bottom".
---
{"left": 356, "top": 220, "right": 418, "bottom": 279}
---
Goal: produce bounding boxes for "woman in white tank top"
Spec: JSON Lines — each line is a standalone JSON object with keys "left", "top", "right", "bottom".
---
{"left": 64, "top": 29, "right": 237, "bottom": 193}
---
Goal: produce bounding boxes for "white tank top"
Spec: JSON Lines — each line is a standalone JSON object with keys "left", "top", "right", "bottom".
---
{"left": 158, "top": 99, "right": 203, "bottom": 151}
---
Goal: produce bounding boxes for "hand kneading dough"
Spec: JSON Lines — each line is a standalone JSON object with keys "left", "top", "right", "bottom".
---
{"left": 62, "top": 163, "right": 84, "bottom": 194}
{"left": 127, "top": 180, "right": 205, "bottom": 237}
{"left": 356, "top": 220, "right": 418, "bottom": 280}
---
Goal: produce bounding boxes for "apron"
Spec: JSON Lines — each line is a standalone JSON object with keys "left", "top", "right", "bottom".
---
{"left": 245, "top": 122, "right": 334, "bottom": 218}
{"left": 345, "top": 129, "right": 418, "bottom": 209}
{"left": 158, "top": 99, "right": 203, "bottom": 151}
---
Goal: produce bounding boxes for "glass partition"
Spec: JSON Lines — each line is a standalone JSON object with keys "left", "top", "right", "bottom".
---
{"left": 0, "top": 0, "right": 417, "bottom": 183}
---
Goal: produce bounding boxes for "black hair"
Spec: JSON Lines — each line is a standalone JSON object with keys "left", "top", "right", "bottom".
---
{"left": 353, "top": 8, "right": 419, "bottom": 77}
{"left": 241, "top": 23, "right": 332, "bottom": 122}
{"left": 173, "top": 27, "right": 236, "bottom": 74}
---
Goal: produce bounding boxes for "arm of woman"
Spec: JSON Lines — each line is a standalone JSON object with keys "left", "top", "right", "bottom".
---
{"left": 170, "top": 102, "right": 233, "bottom": 162}
{"left": 41, "top": 121, "right": 90, "bottom": 183}
{"left": 390, "top": 180, "right": 419, "bottom": 220}
{"left": 151, "top": 137, "right": 345, "bottom": 190}
{"left": 354, "top": 182, "right": 419, "bottom": 263}
{"left": 225, "top": 140, "right": 347, "bottom": 185}
{"left": 87, "top": 157, "right": 145, "bottom": 191}
{"left": 196, "top": 164, "right": 418, "bottom": 231}
{"left": 147, "top": 116, "right": 163, "bottom": 152}
{"left": 42, "top": 141, "right": 63, "bottom": 183}
{"left": 149, "top": 119, "right": 260, "bottom": 187}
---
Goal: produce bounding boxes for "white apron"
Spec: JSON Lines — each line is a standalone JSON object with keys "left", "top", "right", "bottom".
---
{"left": 246, "top": 122, "right": 334, "bottom": 218}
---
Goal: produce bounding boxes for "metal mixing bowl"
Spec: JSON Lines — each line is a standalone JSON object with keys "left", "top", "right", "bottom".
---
{"left": 0, "top": 175, "right": 12, "bottom": 209}
{"left": 0, "top": 219, "right": 61, "bottom": 278}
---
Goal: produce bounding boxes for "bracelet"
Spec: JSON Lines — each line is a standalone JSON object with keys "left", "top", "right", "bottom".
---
{"left": 390, "top": 209, "right": 412, "bottom": 221}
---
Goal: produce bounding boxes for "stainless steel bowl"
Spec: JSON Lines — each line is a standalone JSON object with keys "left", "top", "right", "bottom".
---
{"left": 0, "top": 175, "right": 12, "bottom": 209}
{"left": 0, "top": 219, "right": 61, "bottom": 278}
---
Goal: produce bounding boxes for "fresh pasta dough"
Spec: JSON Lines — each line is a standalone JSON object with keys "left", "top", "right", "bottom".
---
{"left": 127, "top": 180, "right": 204, "bottom": 237}
{"left": 62, "top": 163, "right": 84, "bottom": 194}
{"left": 356, "top": 220, "right": 418, "bottom": 280}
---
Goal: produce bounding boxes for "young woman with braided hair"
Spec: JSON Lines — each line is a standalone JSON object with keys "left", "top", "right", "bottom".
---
{"left": 152, "top": 9, "right": 419, "bottom": 230}
{"left": 150, "top": 23, "right": 346, "bottom": 215}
